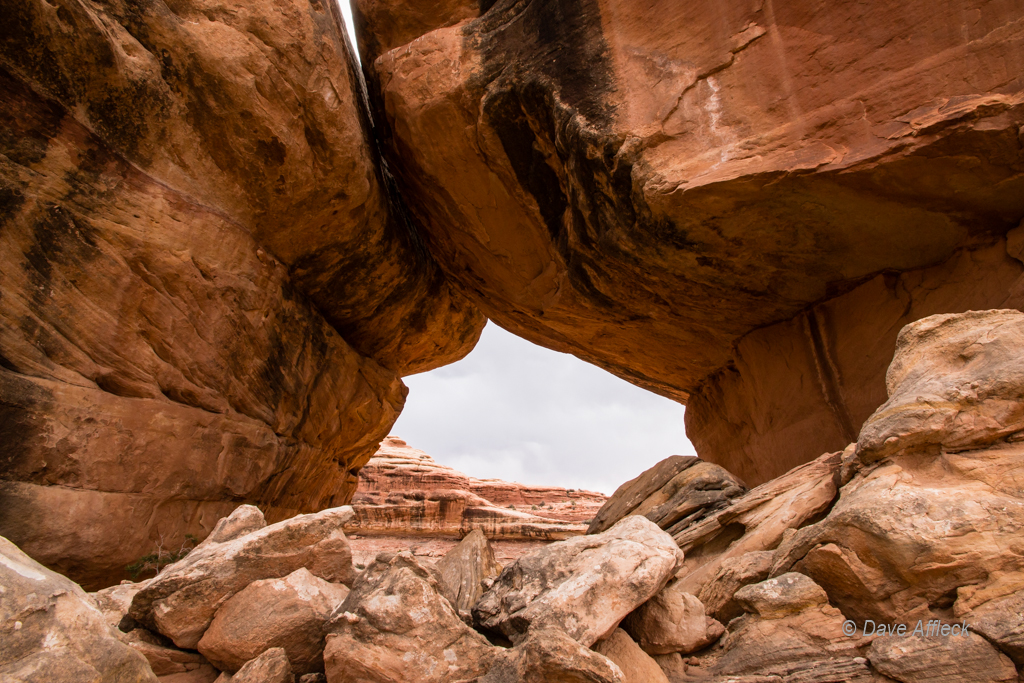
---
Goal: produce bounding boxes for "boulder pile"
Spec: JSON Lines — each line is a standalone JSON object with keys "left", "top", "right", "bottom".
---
{"left": 4, "top": 310, "right": 1024, "bottom": 681}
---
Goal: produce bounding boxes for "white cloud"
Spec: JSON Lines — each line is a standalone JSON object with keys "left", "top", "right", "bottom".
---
{"left": 392, "top": 322, "right": 695, "bottom": 495}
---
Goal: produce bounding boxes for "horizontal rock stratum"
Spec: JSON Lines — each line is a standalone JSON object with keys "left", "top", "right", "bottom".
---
{"left": 355, "top": 0, "right": 1024, "bottom": 484}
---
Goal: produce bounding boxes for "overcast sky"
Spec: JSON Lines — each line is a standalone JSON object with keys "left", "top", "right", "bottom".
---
{"left": 392, "top": 323, "right": 695, "bottom": 495}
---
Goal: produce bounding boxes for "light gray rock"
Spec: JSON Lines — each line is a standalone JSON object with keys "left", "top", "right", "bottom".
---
{"left": 436, "top": 529, "right": 502, "bottom": 621}
{"left": 129, "top": 506, "right": 355, "bottom": 649}
{"left": 0, "top": 535, "right": 158, "bottom": 682}
{"left": 474, "top": 516, "right": 684, "bottom": 647}
{"left": 734, "top": 573, "right": 829, "bottom": 620}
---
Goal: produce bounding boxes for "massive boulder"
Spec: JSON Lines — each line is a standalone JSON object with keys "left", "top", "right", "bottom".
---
{"left": 473, "top": 516, "right": 684, "bottom": 646}
{"left": 323, "top": 551, "right": 496, "bottom": 683}
{"left": 0, "top": 535, "right": 158, "bottom": 682}
{"left": 435, "top": 528, "right": 503, "bottom": 620}
{"left": 355, "top": 0, "right": 1024, "bottom": 485}
{"left": 0, "top": 0, "right": 482, "bottom": 587}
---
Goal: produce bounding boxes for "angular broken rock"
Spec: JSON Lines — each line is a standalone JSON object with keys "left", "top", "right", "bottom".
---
{"left": 129, "top": 506, "right": 355, "bottom": 649}
{"left": 621, "top": 581, "right": 723, "bottom": 656}
{"left": 592, "top": 629, "right": 669, "bottom": 683}
{"left": 436, "top": 528, "right": 503, "bottom": 620}
{"left": 474, "top": 515, "right": 684, "bottom": 647}
{"left": 90, "top": 579, "right": 152, "bottom": 629}
{"left": 696, "top": 550, "right": 775, "bottom": 623}
{"left": 200, "top": 505, "right": 268, "bottom": 548}
{"left": 868, "top": 633, "right": 1017, "bottom": 683}
{"left": 857, "top": 310, "right": 1024, "bottom": 463}
{"left": 198, "top": 568, "right": 349, "bottom": 674}
{"left": 228, "top": 647, "right": 295, "bottom": 683}
{"left": 477, "top": 628, "right": 625, "bottom": 683}
{"left": 323, "top": 551, "right": 495, "bottom": 682}
{"left": 733, "top": 573, "right": 829, "bottom": 620}
{"left": 125, "top": 627, "right": 212, "bottom": 677}
{"left": 0, "top": 536, "right": 158, "bottom": 682}
{"left": 967, "top": 589, "right": 1024, "bottom": 667}
{"left": 588, "top": 457, "right": 702, "bottom": 534}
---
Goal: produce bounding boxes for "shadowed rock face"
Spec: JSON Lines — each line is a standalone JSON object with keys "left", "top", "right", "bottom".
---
{"left": 356, "top": 0, "right": 1024, "bottom": 484}
{"left": 0, "top": 0, "right": 482, "bottom": 588}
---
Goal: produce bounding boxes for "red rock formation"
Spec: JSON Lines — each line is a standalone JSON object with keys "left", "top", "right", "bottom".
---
{"left": 345, "top": 437, "right": 606, "bottom": 540}
{"left": 0, "top": 0, "right": 482, "bottom": 588}
{"left": 354, "top": 0, "right": 1024, "bottom": 484}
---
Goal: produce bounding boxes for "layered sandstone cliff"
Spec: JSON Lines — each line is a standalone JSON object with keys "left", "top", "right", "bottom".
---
{"left": 0, "top": 0, "right": 483, "bottom": 588}
{"left": 345, "top": 436, "right": 606, "bottom": 540}
{"left": 354, "top": 0, "right": 1024, "bottom": 484}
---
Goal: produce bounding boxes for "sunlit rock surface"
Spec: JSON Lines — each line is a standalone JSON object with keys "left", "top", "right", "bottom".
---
{"left": 355, "top": 0, "right": 1024, "bottom": 484}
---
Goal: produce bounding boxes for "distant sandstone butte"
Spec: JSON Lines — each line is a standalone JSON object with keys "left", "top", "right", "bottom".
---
{"left": 0, "top": 0, "right": 482, "bottom": 588}
{"left": 345, "top": 436, "right": 606, "bottom": 539}
{"left": 356, "top": 0, "right": 1024, "bottom": 484}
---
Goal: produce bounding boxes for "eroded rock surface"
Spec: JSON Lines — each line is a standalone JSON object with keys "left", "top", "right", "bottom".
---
{"left": 621, "top": 582, "right": 723, "bottom": 656}
{"left": 0, "top": 535, "right": 158, "bottom": 682}
{"left": 129, "top": 506, "right": 355, "bottom": 649}
{"left": 474, "top": 516, "right": 684, "bottom": 646}
{"left": 0, "top": 0, "right": 482, "bottom": 588}
{"left": 592, "top": 629, "right": 669, "bottom": 683}
{"left": 356, "top": 0, "right": 1024, "bottom": 484}
{"left": 436, "top": 529, "right": 503, "bottom": 620}
{"left": 323, "top": 551, "right": 496, "bottom": 683}
{"left": 478, "top": 628, "right": 625, "bottom": 683}
{"left": 347, "top": 436, "right": 606, "bottom": 540}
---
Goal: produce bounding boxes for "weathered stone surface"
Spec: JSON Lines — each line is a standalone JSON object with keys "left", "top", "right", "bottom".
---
{"left": 680, "top": 575, "right": 877, "bottom": 682}
{"left": 622, "top": 582, "right": 722, "bottom": 656}
{"left": 672, "top": 451, "right": 842, "bottom": 600}
{"left": 868, "top": 634, "right": 1017, "bottom": 683}
{"left": 474, "top": 516, "right": 684, "bottom": 647}
{"left": 436, "top": 529, "right": 502, "bottom": 620}
{"left": 160, "top": 665, "right": 220, "bottom": 683}
{"left": 358, "top": 0, "right": 1024, "bottom": 485}
{"left": 0, "top": 0, "right": 483, "bottom": 588}
{"left": 91, "top": 580, "right": 152, "bottom": 629}
{"left": 323, "top": 551, "right": 495, "bottom": 683}
{"left": 734, "top": 573, "right": 829, "bottom": 620}
{"left": 696, "top": 551, "right": 775, "bottom": 623}
{"left": 347, "top": 437, "right": 605, "bottom": 540}
{"left": 0, "top": 535, "right": 158, "bottom": 682}
{"left": 229, "top": 648, "right": 295, "bottom": 683}
{"left": 588, "top": 456, "right": 746, "bottom": 536}
{"left": 857, "top": 310, "right": 1024, "bottom": 463}
{"left": 477, "top": 628, "right": 625, "bottom": 683}
{"left": 129, "top": 506, "right": 355, "bottom": 649}
{"left": 592, "top": 629, "right": 669, "bottom": 683}
{"left": 967, "top": 589, "right": 1024, "bottom": 667}
{"left": 198, "top": 568, "right": 348, "bottom": 675}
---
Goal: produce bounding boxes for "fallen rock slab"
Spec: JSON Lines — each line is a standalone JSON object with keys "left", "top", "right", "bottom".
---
{"left": 696, "top": 551, "right": 775, "bottom": 623}
{"left": 622, "top": 582, "right": 723, "bottom": 655}
{"left": 436, "top": 529, "right": 503, "bottom": 621}
{"left": 198, "top": 568, "right": 349, "bottom": 674}
{"left": 592, "top": 629, "right": 669, "bottom": 683}
{"left": 129, "top": 506, "right": 355, "bottom": 649}
{"left": 474, "top": 515, "right": 684, "bottom": 647}
{"left": 324, "top": 551, "right": 495, "bottom": 682}
{"left": 868, "top": 633, "right": 1017, "bottom": 683}
{"left": 227, "top": 647, "right": 295, "bottom": 683}
{"left": 967, "top": 589, "right": 1024, "bottom": 667}
{"left": 477, "top": 628, "right": 625, "bottom": 683}
{"left": 0, "top": 535, "right": 158, "bottom": 682}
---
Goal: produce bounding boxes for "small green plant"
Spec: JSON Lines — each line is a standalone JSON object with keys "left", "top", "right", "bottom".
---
{"left": 531, "top": 504, "right": 538, "bottom": 510}
{"left": 508, "top": 504, "right": 516, "bottom": 510}
{"left": 125, "top": 534, "right": 198, "bottom": 580}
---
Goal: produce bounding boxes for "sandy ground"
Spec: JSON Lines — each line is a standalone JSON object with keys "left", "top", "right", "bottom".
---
{"left": 347, "top": 534, "right": 553, "bottom": 569}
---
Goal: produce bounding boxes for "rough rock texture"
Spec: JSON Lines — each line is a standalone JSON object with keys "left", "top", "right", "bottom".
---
{"left": 678, "top": 574, "right": 878, "bottom": 682}
{"left": 967, "top": 589, "right": 1024, "bottom": 667}
{"left": 592, "top": 629, "right": 669, "bottom": 683}
{"left": 129, "top": 506, "right": 355, "bottom": 649}
{"left": 323, "top": 551, "right": 496, "bottom": 683}
{"left": 124, "top": 629, "right": 212, "bottom": 678}
{"left": 0, "top": 535, "right": 158, "bottom": 682}
{"left": 695, "top": 551, "right": 775, "bottom": 623}
{"left": 436, "top": 528, "right": 503, "bottom": 620}
{"left": 347, "top": 437, "right": 606, "bottom": 540}
{"left": 0, "top": 0, "right": 483, "bottom": 588}
{"left": 477, "top": 628, "right": 625, "bottom": 683}
{"left": 229, "top": 648, "right": 295, "bottom": 683}
{"left": 588, "top": 456, "right": 746, "bottom": 535}
{"left": 621, "top": 582, "right": 723, "bottom": 656}
{"left": 671, "top": 450, "right": 842, "bottom": 599}
{"left": 868, "top": 634, "right": 1017, "bottom": 683}
{"left": 356, "top": 0, "right": 1024, "bottom": 485}
{"left": 474, "top": 516, "right": 684, "bottom": 646}
{"left": 198, "top": 568, "right": 349, "bottom": 675}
